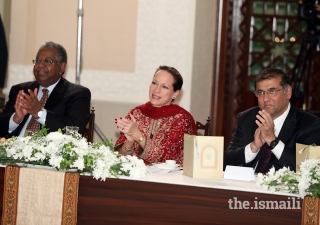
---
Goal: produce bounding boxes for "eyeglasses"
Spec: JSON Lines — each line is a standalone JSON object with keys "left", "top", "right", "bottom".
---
{"left": 32, "top": 59, "right": 60, "bottom": 66}
{"left": 254, "top": 88, "right": 283, "bottom": 97}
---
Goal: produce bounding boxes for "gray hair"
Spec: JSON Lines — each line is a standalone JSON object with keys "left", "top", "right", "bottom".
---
{"left": 38, "top": 41, "right": 67, "bottom": 63}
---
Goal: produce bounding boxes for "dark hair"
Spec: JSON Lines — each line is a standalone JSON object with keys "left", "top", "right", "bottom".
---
{"left": 154, "top": 65, "right": 183, "bottom": 91}
{"left": 254, "top": 68, "right": 291, "bottom": 90}
{"left": 38, "top": 41, "right": 68, "bottom": 63}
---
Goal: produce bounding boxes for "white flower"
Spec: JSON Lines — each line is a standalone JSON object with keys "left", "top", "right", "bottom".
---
{"left": 256, "top": 159, "right": 320, "bottom": 198}
{"left": 268, "top": 167, "right": 275, "bottom": 175}
{"left": 34, "top": 152, "right": 46, "bottom": 161}
{"left": 46, "top": 131, "right": 65, "bottom": 141}
{"left": 0, "top": 127, "right": 147, "bottom": 181}
{"left": 71, "top": 157, "right": 85, "bottom": 170}
{"left": 22, "top": 145, "right": 33, "bottom": 159}
{"left": 49, "top": 155, "right": 63, "bottom": 168}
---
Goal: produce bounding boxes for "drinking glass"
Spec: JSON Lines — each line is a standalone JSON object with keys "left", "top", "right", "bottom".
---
{"left": 66, "top": 126, "right": 79, "bottom": 135}
{"left": 25, "top": 130, "right": 35, "bottom": 136}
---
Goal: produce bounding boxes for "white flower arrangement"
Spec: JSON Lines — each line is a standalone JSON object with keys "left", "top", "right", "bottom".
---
{"left": 256, "top": 159, "right": 320, "bottom": 198}
{"left": 0, "top": 127, "right": 146, "bottom": 181}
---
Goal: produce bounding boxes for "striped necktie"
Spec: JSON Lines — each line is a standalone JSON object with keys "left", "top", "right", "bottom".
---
{"left": 25, "top": 89, "right": 49, "bottom": 135}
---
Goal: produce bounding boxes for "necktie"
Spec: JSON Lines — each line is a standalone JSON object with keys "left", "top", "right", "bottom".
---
{"left": 255, "top": 143, "right": 272, "bottom": 174}
{"left": 25, "top": 89, "right": 49, "bottom": 134}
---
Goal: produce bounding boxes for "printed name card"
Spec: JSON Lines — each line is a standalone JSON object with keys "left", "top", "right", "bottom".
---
{"left": 224, "top": 165, "right": 255, "bottom": 181}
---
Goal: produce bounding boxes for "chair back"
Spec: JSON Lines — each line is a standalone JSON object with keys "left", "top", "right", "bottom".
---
{"left": 83, "top": 107, "right": 95, "bottom": 143}
{"left": 196, "top": 117, "right": 211, "bottom": 136}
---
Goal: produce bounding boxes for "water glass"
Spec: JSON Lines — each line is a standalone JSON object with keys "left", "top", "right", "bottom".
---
{"left": 25, "top": 130, "right": 35, "bottom": 136}
{"left": 66, "top": 126, "right": 79, "bottom": 135}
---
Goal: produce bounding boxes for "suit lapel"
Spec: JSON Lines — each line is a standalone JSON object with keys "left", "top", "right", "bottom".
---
{"left": 278, "top": 106, "right": 297, "bottom": 143}
{"left": 45, "top": 78, "right": 66, "bottom": 111}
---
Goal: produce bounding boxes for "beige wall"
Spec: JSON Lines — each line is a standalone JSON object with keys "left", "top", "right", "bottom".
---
{"left": 3, "top": 0, "right": 217, "bottom": 143}
{"left": 8, "top": 0, "right": 137, "bottom": 71}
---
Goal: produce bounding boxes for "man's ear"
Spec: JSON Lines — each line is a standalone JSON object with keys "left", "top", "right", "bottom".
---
{"left": 286, "top": 86, "right": 292, "bottom": 100}
{"left": 59, "top": 62, "right": 66, "bottom": 75}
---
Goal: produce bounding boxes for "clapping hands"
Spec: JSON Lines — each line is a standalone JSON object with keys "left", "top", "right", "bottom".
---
{"left": 251, "top": 110, "right": 276, "bottom": 152}
{"left": 115, "top": 114, "right": 138, "bottom": 142}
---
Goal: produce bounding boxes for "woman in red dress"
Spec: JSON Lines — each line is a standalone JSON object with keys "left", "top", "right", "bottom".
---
{"left": 115, "top": 65, "right": 197, "bottom": 165}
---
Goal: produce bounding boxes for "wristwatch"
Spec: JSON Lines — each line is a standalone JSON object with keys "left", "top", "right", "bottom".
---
{"left": 269, "top": 137, "right": 279, "bottom": 149}
{"left": 35, "top": 109, "right": 43, "bottom": 119}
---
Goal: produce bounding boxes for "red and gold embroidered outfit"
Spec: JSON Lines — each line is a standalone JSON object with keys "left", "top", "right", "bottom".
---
{"left": 115, "top": 102, "right": 197, "bottom": 165}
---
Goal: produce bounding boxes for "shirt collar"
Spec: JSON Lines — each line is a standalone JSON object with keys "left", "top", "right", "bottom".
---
{"left": 38, "top": 78, "right": 61, "bottom": 96}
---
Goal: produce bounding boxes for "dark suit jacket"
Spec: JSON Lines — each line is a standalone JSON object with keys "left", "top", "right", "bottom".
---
{"left": 0, "top": 78, "right": 91, "bottom": 137}
{"left": 224, "top": 105, "right": 320, "bottom": 172}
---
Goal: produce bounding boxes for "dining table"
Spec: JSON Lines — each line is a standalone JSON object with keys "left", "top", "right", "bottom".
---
{"left": 0, "top": 166, "right": 306, "bottom": 224}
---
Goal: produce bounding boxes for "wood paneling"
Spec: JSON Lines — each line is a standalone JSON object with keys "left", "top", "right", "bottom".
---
{"left": 211, "top": 0, "right": 320, "bottom": 147}
{"left": 0, "top": 167, "right": 303, "bottom": 224}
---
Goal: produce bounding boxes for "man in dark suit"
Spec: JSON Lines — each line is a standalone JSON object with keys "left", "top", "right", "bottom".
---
{"left": 224, "top": 68, "right": 320, "bottom": 172}
{"left": 0, "top": 41, "right": 91, "bottom": 138}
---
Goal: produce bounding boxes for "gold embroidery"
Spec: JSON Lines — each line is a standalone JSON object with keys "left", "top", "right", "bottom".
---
{"left": 140, "top": 119, "right": 154, "bottom": 158}
{"left": 140, "top": 119, "right": 162, "bottom": 159}
{"left": 302, "top": 196, "right": 320, "bottom": 225}
{"left": 61, "top": 172, "right": 79, "bottom": 225}
{"left": 2, "top": 166, "right": 20, "bottom": 225}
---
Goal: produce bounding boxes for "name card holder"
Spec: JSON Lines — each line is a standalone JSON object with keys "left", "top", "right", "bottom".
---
{"left": 183, "top": 134, "right": 224, "bottom": 179}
